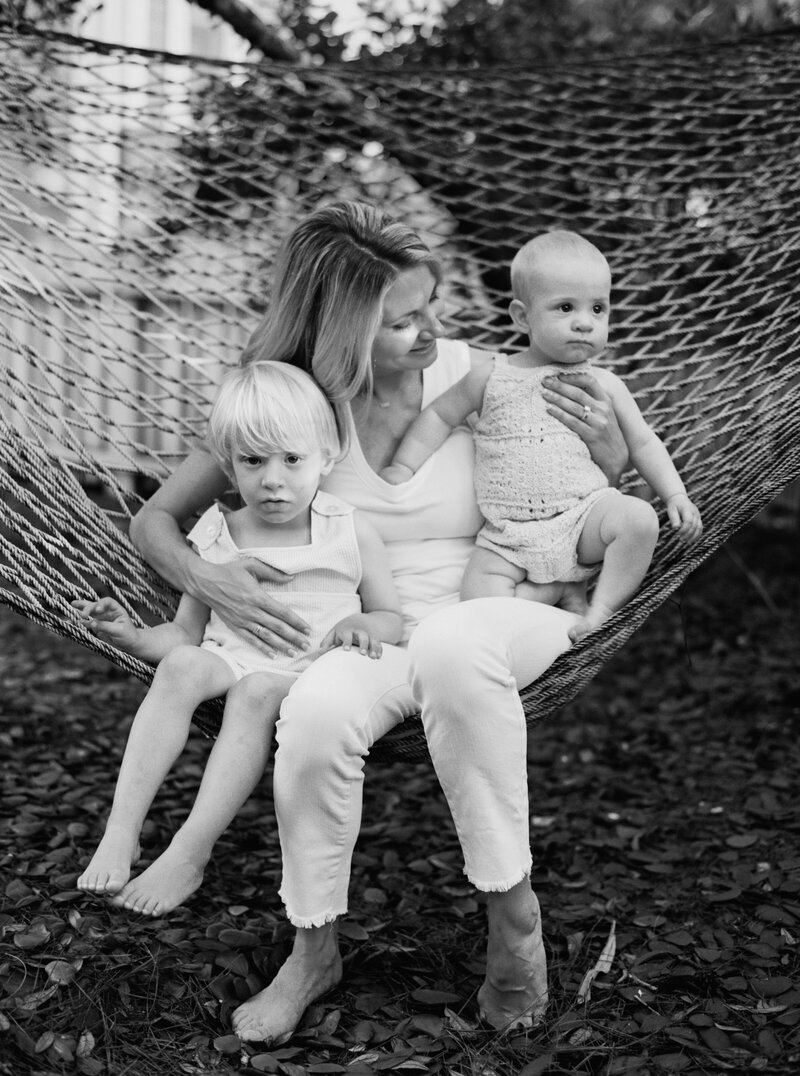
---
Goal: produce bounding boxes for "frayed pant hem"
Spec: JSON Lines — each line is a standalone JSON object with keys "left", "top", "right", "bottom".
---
{"left": 284, "top": 907, "right": 345, "bottom": 929}
{"left": 467, "top": 864, "right": 532, "bottom": 893}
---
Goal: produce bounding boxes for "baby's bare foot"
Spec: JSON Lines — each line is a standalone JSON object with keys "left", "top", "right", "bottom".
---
{"left": 77, "top": 824, "right": 140, "bottom": 895}
{"left": 110, "top": 842, "right": 205, "bottom": 916}
{"left": 479, "top": 887, "right": 548, "bottom": 1033}
{"left": 567, "top": 601, "right": 614, "bottom": 643}
{"left": 233, "top": 935, "right": 342, "bottom": 1045}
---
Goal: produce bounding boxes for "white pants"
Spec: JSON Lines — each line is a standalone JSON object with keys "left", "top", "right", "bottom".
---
{"left": 273, "top": 597, "right": 575, "bottom": 927}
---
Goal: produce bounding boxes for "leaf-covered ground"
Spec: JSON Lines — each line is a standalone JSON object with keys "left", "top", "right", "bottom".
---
{"left": 1, "top": 515, "right": 798, "bottom": 1076}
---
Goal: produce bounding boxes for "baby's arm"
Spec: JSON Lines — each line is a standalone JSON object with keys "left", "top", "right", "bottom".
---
{"left": 72, "top": 591, "right": 211, "bottom": 664}
{"left": 381, "top": 365, "right": 491, "bottom": 484}
{"left": 603, "top": 371, "right": 703, "bottom": 543}
{"left": 320, "top": 514, "right": 404, "bottom": 658}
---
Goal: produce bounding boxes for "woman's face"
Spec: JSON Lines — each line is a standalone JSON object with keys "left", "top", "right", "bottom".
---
{"left": 371, "top": 266, "right": 444, "bottom": 378}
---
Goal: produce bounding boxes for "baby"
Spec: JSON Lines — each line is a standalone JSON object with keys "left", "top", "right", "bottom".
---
{"left": 382, "top": 230, "right": 702, "bottom": 640}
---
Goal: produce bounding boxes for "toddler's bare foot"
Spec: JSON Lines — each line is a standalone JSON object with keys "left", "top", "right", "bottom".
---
{"left": 233, "top": 928, "right": 342, "bottom": 1046}
{"left": 479, "top": 885, "right": 548, "bottom": 1033}
{"left": 77, "top": 824, "right": 141, "bottom": 895}
{"left": 567, "top": 601, "right": 615, "bottom": 643}
{"left": 110, "top": 841, "right": 206, "bottom": 916}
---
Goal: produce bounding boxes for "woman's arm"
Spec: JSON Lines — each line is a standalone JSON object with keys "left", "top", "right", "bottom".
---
{"left": 130, "top": 446, "right": 312, "bottom": 653}
{"left": 540, "top": 370, "right": 629, "bottom": 484}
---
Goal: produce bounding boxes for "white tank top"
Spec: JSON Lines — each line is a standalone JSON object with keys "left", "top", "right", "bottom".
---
{"left": 321, "top": 338, "right": 482, "bottom": 642}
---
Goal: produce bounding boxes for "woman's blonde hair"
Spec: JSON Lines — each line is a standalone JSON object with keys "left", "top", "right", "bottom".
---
{"left": 241, "top": 201, "right": 441, "bottom": 415}
{"left": 206, "top": 361, "right": 341, "bottom": 483}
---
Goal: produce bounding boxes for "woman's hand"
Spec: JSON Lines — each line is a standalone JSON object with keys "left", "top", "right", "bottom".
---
{"left": 541, "top": 371, "right": 628, "bottom": 484}
{"left": 188, "top": 556, "right": 312, "bottom": 656}
{"left": 129, "top": 447, "right": 311, "bottom": 656}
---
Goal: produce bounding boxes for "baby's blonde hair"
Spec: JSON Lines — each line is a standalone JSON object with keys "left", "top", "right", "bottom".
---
{"left": 511, "top": 229, "right": 609, "bottom": 304}
{"left": 207, "top": 361, "right": 341, "bottom": 483}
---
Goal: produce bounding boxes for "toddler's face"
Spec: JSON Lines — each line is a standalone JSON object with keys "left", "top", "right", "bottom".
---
{"left": 231, "top": 446, "right": 333, "bottom": 527}
{"left": 518, "top": 252, "right": 611, "bottom": 367}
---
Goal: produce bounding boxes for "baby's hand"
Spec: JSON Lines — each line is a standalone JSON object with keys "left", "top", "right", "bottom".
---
{"left": 666, "top": 494, "right": 703, "bottom": 544}
{"left": 71, "top": 597, "right": 141, "bottom": 650}
{"left": 380, "top": 463, "right": 414, "bottom": 486}
{"left": 320, "top": 616, "right": 384, "bottom": 659}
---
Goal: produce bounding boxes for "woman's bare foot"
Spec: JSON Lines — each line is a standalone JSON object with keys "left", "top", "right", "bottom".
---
{"left": 567, "top": 600, "right": 614, "bottom": 642}
{"left": 233, "top": 924, "right": 342, "bottom": 1046}
{"left": 77, "top": 824, "right": 141, "bottom": 895}
{"left": 478, "top": 883, "right": 548, "bottom": 1033}
{"left": 110, "top": 840, "right": 206, "bottom": 916}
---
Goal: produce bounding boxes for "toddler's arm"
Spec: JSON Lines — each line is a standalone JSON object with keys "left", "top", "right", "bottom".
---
{"left": 380, "top": 366, "right": 490, "bottom": 484}
{"left": 604, "top": 372, "right": 703, "bottom": 544}
{"left": 319, "top": 515, "right": 403, "bottom": 658}
{"left": 72, "top": 591, "right": 210, "bottom": 664}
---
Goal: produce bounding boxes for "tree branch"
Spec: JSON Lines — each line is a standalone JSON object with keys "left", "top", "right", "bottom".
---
{"left": 187, "top": 0, "right": 300, "bottom": 63}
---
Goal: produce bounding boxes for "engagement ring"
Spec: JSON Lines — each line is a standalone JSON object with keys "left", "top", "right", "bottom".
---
{"left": 582, "top": 404, "right": 593, "bottom": 420}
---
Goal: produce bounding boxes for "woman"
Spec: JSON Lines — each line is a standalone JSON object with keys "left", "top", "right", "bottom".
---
{"left": 129, "top": 201, "right": 627, "bottom": 1042}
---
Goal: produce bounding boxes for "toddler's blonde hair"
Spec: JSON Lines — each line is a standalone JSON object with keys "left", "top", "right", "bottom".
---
{"left": 207, "top": 361, "right": 341, "bottom": 482}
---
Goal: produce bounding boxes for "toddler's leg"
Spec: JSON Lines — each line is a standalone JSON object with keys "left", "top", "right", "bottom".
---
{"left": 112, "top": 673, "right": 286, "bottom": 916}
{"left": 78, "top": 646, "right": 234, "bottom": 897}
{"left": 568, "top": 494, "right": 659, "bottom": 642}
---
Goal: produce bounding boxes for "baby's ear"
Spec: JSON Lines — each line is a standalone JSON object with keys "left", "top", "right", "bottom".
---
{"left": 509, "top": 298, "right": 530, "bottom": 333}
{"left": 320, "top": 457, "right": 336, "bottom": 476}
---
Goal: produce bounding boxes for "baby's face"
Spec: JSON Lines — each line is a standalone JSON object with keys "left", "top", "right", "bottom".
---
{"left": 519, "top": 252, "right": 611, "bottom": 367}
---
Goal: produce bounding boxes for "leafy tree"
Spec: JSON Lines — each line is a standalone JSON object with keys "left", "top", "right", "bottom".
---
{"left": 5, "top": 0, "right": 799, "bottom": 62}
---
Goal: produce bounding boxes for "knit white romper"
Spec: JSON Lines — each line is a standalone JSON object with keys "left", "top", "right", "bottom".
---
{"left": 473, "top": 355, "right": 619, "bottom": 582}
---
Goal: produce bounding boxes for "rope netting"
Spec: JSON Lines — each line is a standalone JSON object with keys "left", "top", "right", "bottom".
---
{"left": 1, "top": 26, "right": 799, "bottom": 756}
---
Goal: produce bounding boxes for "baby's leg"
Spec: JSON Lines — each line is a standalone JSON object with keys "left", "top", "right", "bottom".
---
{"left": 113, "top": 673, "right": 287, "bottom": 916}
{"left": 78, "top": 646, "right": 234, "bottom": 896}
{"left": 462, "top": 546, "right": 551, "bottom": 602}
{"left": 568, "top": 494, "right": 659, "bottom": 642}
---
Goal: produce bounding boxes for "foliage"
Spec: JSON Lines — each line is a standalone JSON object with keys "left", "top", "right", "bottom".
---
{"left": 355, "top": 0, "right": 800, "bottom": 66}
{"left": 7, "top": 0, "right": 800, "bottom": 61}
{"left": 1, "top": 514, "right": 799, "bottom": 1075}
{"left": 0, "top": 0, "right": 96, "bottom": 29}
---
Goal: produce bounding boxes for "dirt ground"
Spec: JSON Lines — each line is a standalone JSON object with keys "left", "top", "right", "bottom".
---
{"left": 0, "top": 513, "right": 798, "bottom": 1075}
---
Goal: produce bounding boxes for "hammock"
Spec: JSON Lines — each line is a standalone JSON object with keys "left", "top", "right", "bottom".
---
{"left": 1, "top": 26, "right": 799, "bottom": 760}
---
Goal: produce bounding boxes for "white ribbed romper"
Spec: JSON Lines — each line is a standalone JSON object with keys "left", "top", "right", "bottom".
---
{"left": 186, "top": 491, "right": 362, "bottom": 681}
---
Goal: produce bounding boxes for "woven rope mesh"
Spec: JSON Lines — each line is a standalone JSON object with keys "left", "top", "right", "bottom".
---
{"left": 1, "top": 26, "right": 799, "bottom": 756}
